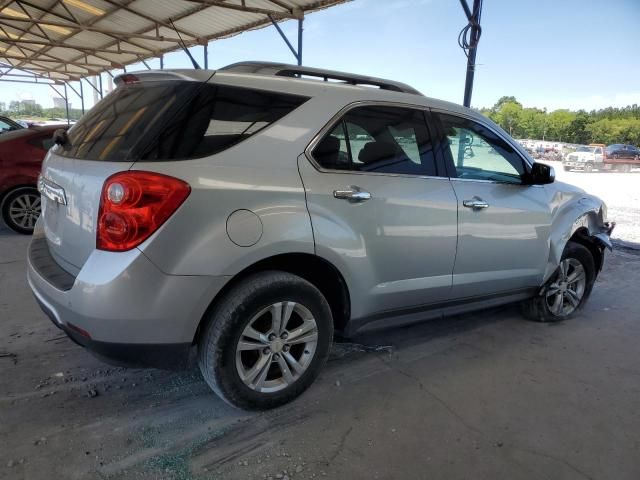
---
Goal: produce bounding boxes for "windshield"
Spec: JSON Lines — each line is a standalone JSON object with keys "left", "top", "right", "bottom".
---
{"left": 575, "top": 146, "right": 595, "bottom": 153}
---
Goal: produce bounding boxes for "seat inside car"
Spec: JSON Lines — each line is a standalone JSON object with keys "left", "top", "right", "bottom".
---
{"left": 358, "top": 140, "right": 421, "bottom": 174}
{"left": 314, "top": 135, "right": 348, "bottom": 169}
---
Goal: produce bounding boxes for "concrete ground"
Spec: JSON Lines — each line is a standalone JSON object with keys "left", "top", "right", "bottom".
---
{"left": 1, "top": 168, "right": 639, "bottom": 480}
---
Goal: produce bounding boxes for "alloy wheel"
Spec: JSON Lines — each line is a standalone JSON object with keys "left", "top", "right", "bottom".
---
{"left": 235, "top": 301, "right": 318, "bottom": 393}
{"left": 545, "top": 258, "right": 587, "bottom": 316}
{"left": 8, "top": 192, "right": 41, "bottom": 231}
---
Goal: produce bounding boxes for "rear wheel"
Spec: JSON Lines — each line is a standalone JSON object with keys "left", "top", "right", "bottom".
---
{"left": 198, "top": 271, "right": 333, "bottom": 410}
{"left": 521, "top": 242, "right": 595, "bottom": 323}
{"left": 1, "top": 187, "right": 41, "bottom": 234}
{"left": 584, "top": 162, "right": 594, "bottom": 173}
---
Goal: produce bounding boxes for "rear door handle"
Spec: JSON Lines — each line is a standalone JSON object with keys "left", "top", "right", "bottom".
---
{"left": 333, "top": 186, "right": 371, "bottom": 203}
{"left": 463, "top": 197, "right": 489, "bottom": 209}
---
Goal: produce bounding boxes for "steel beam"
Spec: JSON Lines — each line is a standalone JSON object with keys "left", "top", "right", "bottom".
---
{"left": 203, "top": 43, "right": 208, "bottom": 69}
{"left": 182, "top": 0, "right": 296, "bottom": 19}
{"left": 297, "top": 18, "right": 303, "bottom": 66}
{"left": 268, "top": 15, "right": 301, "bottom": 64}
{"left": 0, "top": 15, "right": 183, "bottom": 42}
{"left": 459, "top": 0, "right": 483, "bottom": 107}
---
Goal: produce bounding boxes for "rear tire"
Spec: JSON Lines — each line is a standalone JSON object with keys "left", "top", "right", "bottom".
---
{"left": 521, "top": 242, "right": 595, "bottom": 323}
{"left": 584, "top": 162, "right": 594, "bottom": 173}
{"left": 1, "top": 187, "right": 41, "bottom": 234}
{"left": 198, "top": 271, "right": 333, "bottom": 410}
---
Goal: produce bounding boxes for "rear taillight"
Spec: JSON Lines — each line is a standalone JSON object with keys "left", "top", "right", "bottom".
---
{"left": 97, "top": 171, "right": 190, "bottom": 252}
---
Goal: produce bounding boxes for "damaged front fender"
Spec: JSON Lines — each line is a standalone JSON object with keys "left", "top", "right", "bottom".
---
{"left": 543, "top": 186, "right": 614, "bottom": 283}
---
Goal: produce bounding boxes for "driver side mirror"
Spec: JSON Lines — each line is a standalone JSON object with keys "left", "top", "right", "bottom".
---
{"left": 527, "top": 162, "right": 555, "bottom": 185}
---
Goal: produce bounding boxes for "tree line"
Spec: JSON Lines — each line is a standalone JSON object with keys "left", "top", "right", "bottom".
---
{"left": 479, "top": 96, "right": 640, "bottom": 145}
{"left": 0, "top": 100, "right": 83, "bottom": 120}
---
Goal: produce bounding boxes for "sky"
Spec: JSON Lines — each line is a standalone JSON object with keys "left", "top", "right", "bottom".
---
{"left": 1, "top": 0, "right": 639, "bottom": 112}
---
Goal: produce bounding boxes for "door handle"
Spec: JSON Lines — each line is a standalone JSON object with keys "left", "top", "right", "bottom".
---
{"left": 333, "top": 186, "right": 371, "bottom": 203}
{"left": 463, "top": 197, "right": 489, "bottom": 209}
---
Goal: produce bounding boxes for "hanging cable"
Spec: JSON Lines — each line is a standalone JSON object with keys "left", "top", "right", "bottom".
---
{"left": 458, "top": 0, "right": 483, "bottom": 58}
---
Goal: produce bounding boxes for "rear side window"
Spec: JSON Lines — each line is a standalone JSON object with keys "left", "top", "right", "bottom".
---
{"left": 312, "top": 105, "right": 437, "bottom": 176}
{"left": 54, "top": 82, "right": 307, "bottom": 161}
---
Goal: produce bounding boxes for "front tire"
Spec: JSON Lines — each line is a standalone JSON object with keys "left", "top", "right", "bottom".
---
{"left": 198, "top": 271, "right": 333, "bottom": 410}
{"left": 1, "top": 187, "right": 41, "bottom": 234}
{"left": 521, "top": 242, "right": 595, "bottom": 323}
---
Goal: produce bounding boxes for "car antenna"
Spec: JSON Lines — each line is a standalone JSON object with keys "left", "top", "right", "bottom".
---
{"left": 170, "top": 18, "right": 201, "bottom": 70}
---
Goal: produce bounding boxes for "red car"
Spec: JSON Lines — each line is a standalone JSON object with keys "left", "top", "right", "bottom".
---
{"left": 0, "top": 125, "right": 64, "bottom": 234}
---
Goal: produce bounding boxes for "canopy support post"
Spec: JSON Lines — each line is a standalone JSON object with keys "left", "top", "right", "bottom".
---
{"left": 79, "top": 78, "right": 84, "bottom": 114}
{"left": 203, "top": 44, "right": 208, "bottom": 69}
{"left": 268, "top": 15, "right": 303, "bottom": 65}
{"left": 64, "top": 83, "right": 70, "bottom": 125}
{"left": 297, "top": 18, "right": 303, "bottom": 65}
{"left": 459, "top": 0, "right": 482, "bottom": 107}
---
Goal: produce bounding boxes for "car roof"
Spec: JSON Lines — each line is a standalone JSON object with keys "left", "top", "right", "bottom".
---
{"left": 118, "top": 65, "right": 480, "bottom": 122}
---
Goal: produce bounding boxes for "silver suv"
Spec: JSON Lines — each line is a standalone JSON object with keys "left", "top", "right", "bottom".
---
{"left": 28, "top": 62, "right": 614, "bottom": 409}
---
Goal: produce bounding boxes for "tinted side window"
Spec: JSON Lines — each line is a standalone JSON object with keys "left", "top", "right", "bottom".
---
{"left": 312, "top": 106, "right": 437, "bottom": 176}
{"left": 55, "top": 82, "right": 307, "bottom": 161}
{"left": 438, "top": 113, "right": 525, "bottom": 184}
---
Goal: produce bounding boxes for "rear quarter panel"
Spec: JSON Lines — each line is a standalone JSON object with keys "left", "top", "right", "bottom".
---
{"left": 137, "top": 92, "right": 378, "bottom": 277}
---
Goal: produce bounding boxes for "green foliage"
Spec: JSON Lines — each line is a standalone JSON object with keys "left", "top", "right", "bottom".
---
{"left": 0, "top": 100, "right": 83, "bottom": 120}
{"left": 480, "top": 98, "right": 640, "bottom": 145}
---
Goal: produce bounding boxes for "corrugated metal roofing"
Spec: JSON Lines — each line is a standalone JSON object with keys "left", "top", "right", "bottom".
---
{"left": 0, "top": 0, "right": 348, "bottom": 83}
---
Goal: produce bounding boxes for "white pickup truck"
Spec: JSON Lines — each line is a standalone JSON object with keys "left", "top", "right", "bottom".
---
{"left": 563, "top": 144, "right": 604, "bottom": 172}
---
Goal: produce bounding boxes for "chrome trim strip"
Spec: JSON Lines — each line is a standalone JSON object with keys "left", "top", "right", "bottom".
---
{"left": 37, "top": 175, "right": 67, "bottom": 206}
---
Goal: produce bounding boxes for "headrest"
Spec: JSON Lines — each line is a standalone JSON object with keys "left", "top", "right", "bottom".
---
{"left": 358, "top": 141, "right": 398, "bottom": 165}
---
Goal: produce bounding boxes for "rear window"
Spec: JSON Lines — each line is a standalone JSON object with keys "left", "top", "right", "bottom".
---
{"left": 54, "top": 81, "right": 308, "bottom": 161}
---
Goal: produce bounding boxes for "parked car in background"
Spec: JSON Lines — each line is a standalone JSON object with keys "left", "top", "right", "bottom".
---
{"left": 563, "top": 144, "right": 604, "bottom": 172}
{"left": 28, "top": 62, "right": 613, "bottom": 410}
{"left": 605, "top": 144, "right": 640, "bottom": 160}
{"left": 0, "top": 125, "right": 64, "bottom": 234}
{"left": 600, "top": 144, "right": 640, "bottom": 173}
{"left": 0, "top": 116, "right": 25, "bottom": 134}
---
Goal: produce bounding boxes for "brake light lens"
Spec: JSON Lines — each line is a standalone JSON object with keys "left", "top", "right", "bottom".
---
{"left": 97, "top": 171, "right": 190, "bottom": 252}
{"left": 119, "top": 74, "right": 139, "bottom": 85}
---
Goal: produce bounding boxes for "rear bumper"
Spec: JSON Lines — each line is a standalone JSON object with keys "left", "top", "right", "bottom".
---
{"left": 27, "top": 224, "right": 230, "bottom": 369}
{"left": 35, "top": 297, "right": 192, "bottom": 369}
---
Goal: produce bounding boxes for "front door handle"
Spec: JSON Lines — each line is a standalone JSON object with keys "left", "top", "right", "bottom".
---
{"left": 333, "top": 186, "right": 371, "bottom": 203}
{"left": 463, "top": 197, "right": 490, "bottom": 209}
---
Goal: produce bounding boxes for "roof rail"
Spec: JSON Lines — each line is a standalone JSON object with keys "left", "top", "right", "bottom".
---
{"left": 220, "top": 61, "right": 423, "bottom": 96}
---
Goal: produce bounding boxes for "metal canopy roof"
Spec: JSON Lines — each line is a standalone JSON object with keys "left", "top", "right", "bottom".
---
{"left": 0, "top": 0, "right": 347, "bottom": 84}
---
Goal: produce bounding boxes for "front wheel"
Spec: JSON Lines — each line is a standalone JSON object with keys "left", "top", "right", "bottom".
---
{"left": 198, "top": 271, "right": 333, "bottom": 410}
{"left": 521, "top": 242, "right": 595, "bottom": 323}
{"left": 584, "top": 162, "right": 594, "bottom": 173}
{"left": 1, "top": 187, "right": 41, "bottom": 234}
